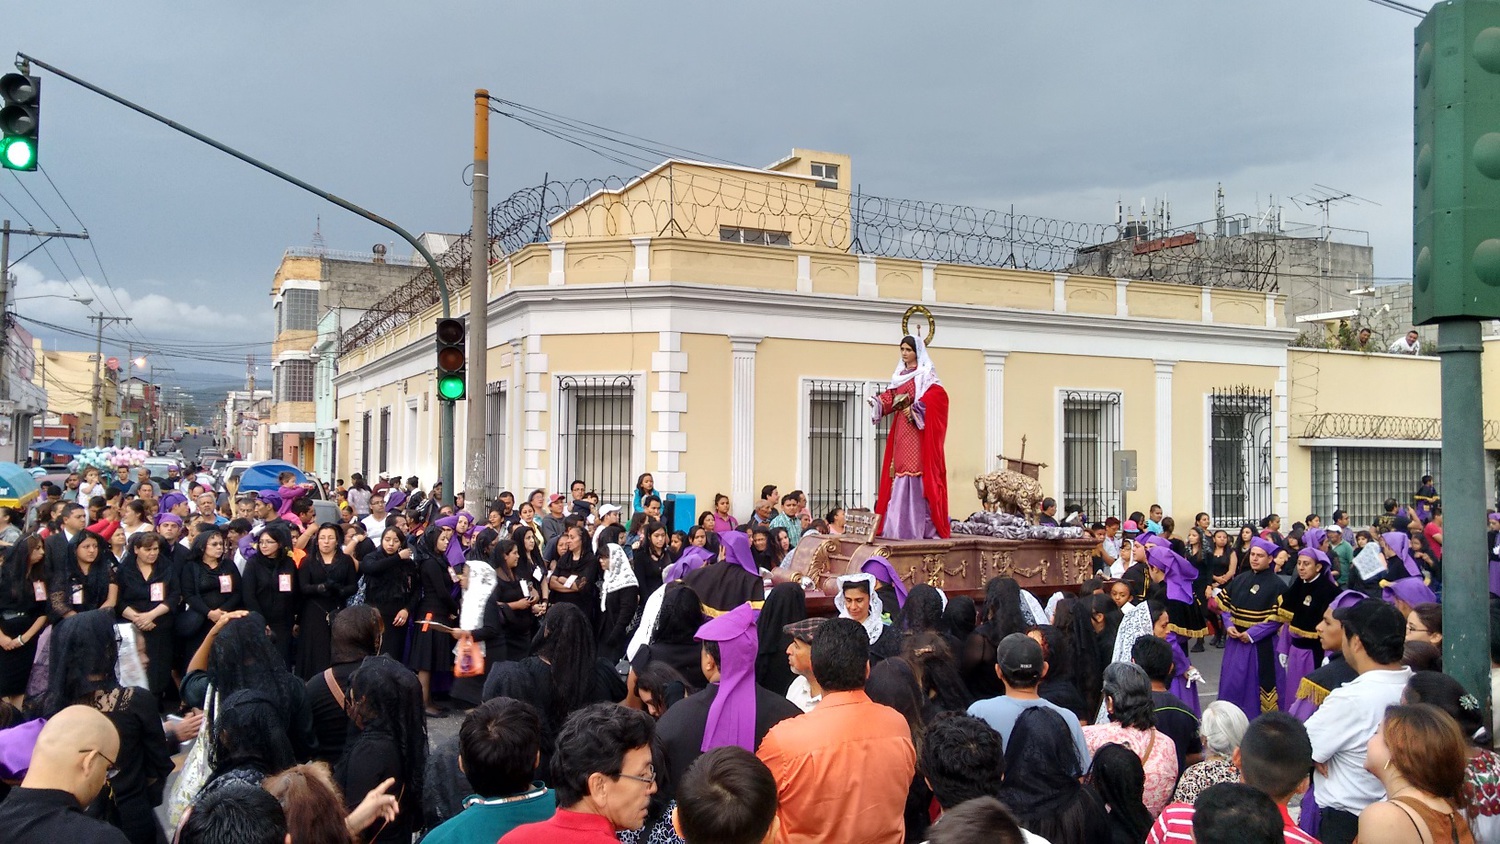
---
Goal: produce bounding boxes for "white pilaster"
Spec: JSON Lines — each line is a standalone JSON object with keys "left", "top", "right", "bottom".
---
{"left": 508, "top": 337, "right": 525, "bottom": 494}
{"left": 1201, "top": 287, "right": 1213, "bottom": 322}
{"left": 522, "top": 335, "right": 548, "bottom": 488}
{"left": 730, "top": 335, "right": 763, "bottom": 518}
{"left": 1264, "top": 293, "right": 1277, "bottom": 327}
{"left": 796, "top": 255, "right": 812, "bottom": 294}
{"left": 1274, "top": 364, "right": 1290, "bottom": 518}
{"left": 1154, "top": 359, "right": 1176, "bottom": 514}
{"left": 547, "top": 243, "right": 566, "bottom": 286}
{"left": 651, "top": 332, "right": 688, "bottom": 491}
{"left": 1116, "top": 278, "right": 1130, "bottom": 317}
{"left": 1053, "top": 273, "right": 1067, "bottom": 312}
{"left": 631, "top": 238, "right": 651, "bottom": 283}
{"left": 921, "top": 262, "right": 937, "bottom": 303}
{"left": 983, "top": 351, "right": 1009, "bottom": 472}
{"left": 858, "top": 256, "right": 879, "bottom": 298}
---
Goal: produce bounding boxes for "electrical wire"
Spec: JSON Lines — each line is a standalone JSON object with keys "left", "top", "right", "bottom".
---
{"left": 32, "top": 166, "right": 154, "bottom": 348}
{"left": 1363, "top": 0, "right": 1426, "bottom": 17}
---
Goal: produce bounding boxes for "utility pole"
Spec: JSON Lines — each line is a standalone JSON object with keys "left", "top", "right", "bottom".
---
{"left": 88, "top": 313, "right": 131, "bottom": 447}
{"left": 114, "top": 342, "right": 131, "bottom": 447}
{"left": 0, "top": 219, "right": 89, "bottom": 404}
{"left": 464, "top": 89, "right": 490, "bottom": 516}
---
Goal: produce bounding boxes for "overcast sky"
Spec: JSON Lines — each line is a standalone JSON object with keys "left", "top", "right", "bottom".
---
{"left": 6, "top": 1, "right": 1428, "bottom": 389}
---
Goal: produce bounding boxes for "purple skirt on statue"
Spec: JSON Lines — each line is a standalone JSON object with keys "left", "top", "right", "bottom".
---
{"left": 883, "top": 476, "right": 938, "bottom": 540}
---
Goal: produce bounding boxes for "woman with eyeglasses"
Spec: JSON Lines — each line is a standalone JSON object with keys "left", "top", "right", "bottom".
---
{"left": 40, "top": 609, "right": 172, "bottom": 844}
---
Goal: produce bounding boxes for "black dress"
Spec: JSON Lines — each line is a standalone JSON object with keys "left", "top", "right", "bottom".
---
{"left": 406, "top": 549, "right": 458, "bottom": 674}
{"left": 48, "top": 557, "right": 115, "bottom": 621}
{"left": 240, "top": 552, "right": 299, "bottom": 667}
{"left": 305, "top": 659, "right": 361, "bottom": 765}
{"left": 114, "top": 559, "right": 178, "bottom": 699}
{"left": 0, "top": 570, "right": 44, "bottom": 697}
{"left": 359, "top": 548, "right": 415, "bottom": 659}
{"left": 91, "top": 686, "right": 173, "bottom": 844}
{"left": 337, "top": 726, "right": 421, "bottom": 844}
{"left": 480, "top": 655, "right": 627, "bottom": 783}
{"left": 296, "top": 552, "right": 358, "bottom": 679}
{"left": 599, "top": 581, "right": 640, "bottom": 663}
{"left": 449, "top": 575, "right": 540, "bottom": 707}
{"left": 548, "top": 552, "right": 601, "bottom": 627}
{"left": 176, "top": 557, "right": 242, "bottom": 663}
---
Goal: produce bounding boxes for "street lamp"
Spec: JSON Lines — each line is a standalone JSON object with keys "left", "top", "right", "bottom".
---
{"left": 10, "top": 293, "right": 91, "bottom": 307}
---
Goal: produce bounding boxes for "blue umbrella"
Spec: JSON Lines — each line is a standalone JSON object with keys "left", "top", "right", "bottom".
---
{"left": 234, "top": 461, "right": 307, "bottom": 493}
{"left": 0, "top": 462, "right": 40, "bottom": 508}
{"left": 29, "top": 439, "right": 80, "bottom": 456}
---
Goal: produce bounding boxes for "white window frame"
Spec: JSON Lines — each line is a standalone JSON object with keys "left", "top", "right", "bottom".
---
{"left": 810, "top": 161, "right": 839, "bottom": 188}
{"left": 1053, "top": 387, "right": 1126, "bottom": 515}
{"left": 548, "top": 371, "right": 647, "bottom": 503}
{"left": 796, "top": 378, "right": 890, "bottom": 512}
{"left": 1202, "top": 392, "right": 1274, "bottom": 526}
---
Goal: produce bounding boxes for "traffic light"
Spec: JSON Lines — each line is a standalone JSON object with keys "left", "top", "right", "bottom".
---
{"left": 1413, "top": 2, "right": 1500, "bottom": 324}
{"left": 435, "top": 317, "right": 466, "bottom": 401}
{"left": 0, "top": 74, "right": 38, "bottom": 172}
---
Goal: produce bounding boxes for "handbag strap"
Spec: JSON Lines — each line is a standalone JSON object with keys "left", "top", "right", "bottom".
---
{"left": 322, "top": 667, "right": 346, "bottom": 710}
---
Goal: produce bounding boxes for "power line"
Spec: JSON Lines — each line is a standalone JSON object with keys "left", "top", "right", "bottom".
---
{"left": 32, "top": 166, "right": 152, "bottom": 348}
{"left": 1364, "top": 0, "right": 1426, "bottom": 17}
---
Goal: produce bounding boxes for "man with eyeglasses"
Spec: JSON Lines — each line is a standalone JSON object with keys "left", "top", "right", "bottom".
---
{"left": 0, "top": 705, "right": 129, "bottom": 842}
{"left": 501, "top": 703, "right": 657, "bottom": 843}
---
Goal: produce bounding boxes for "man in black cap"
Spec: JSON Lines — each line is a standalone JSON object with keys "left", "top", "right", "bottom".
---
{"left": 781, "top": 617, "right": 826, "bottom": 713}
{"left": 966, "top": 632, "right": 1090, "bottom": 766}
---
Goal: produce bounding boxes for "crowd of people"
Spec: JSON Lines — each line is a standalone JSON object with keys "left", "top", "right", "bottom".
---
{"left": 0, "top": 462, "right": 1488, "bottom": 843}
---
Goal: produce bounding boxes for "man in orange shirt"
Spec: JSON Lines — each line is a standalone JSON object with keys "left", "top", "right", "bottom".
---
{"left": 755, "top": 618, "right": 916, "bottom": 843}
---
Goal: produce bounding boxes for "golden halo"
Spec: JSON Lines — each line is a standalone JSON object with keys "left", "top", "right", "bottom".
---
{"left": 901, "top": 305, "right": 936, "bottom": 345}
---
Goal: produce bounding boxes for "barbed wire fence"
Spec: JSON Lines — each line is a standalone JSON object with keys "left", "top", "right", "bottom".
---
{"left": 344, "top": 119, "right": 1295, "bottom": 354}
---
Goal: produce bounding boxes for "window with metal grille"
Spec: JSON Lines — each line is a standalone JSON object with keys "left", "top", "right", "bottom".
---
{"left": 378, "top": 407, "right": 391, "bottom": 474}
{"left": 486, "top": 384, "right": 506, "bottom": 500}
{"left": 804, "top": 380, "right": 891, "bottom": 520}
{"left": 1209, "top": 387, "right": 1273, "bottom": 525}
{"left": 1310, "top": 447, "right": 1441, "bottom": 527}
{"left": 719, "top": 226, "right": 792, "bottom": 247}
{"left": 1061, "top": 390, "right": 1123, "bottom": 522}
{"left": 279, "top": 289, "right": 318, "bottom": 332}
{"left": 557, "top": 376, "right": 635, "bottom": 508}
{"left": 360, "top": 411, "right": 371, "bottom": 476}
{"left": 276, "top": 360, "right": 314, "bottom": 403}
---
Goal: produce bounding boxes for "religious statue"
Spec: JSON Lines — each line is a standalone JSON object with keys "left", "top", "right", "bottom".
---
{"left": 869, "top": 308, "right": 950, "bottom": 539}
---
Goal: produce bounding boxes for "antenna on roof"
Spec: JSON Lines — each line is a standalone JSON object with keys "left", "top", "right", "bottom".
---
{"left": 311, "top": 216, "right": 326, "bottom": 255}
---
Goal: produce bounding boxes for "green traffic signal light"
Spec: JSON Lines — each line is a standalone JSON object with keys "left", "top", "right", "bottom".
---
{"left": 0, "top": 74, "right": 38, "bottom": 172}
{"left": 1, "top": 138, "right": 34, "bottom": 170}
{"left": 437, "top": 374, "right": 466, "bottom": 401}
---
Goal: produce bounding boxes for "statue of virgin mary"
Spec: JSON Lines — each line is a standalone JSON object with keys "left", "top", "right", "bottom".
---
{"left": 869, "top": 333, "right": 950, "bottom": 539}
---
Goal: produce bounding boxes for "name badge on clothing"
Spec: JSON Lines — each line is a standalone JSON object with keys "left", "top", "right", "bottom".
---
{"left": 532, "top": 566, "right": 543, "bottom": 582}
{"left": 71, "top": 587, "right": 83, "bottom": 605}
{"left": 33, "top": 582, "right": 45, "bottom": 601}
{"left": 520, "top": 580, "right": 532, "bottom": 598}
{"left": 150, "top": 583, "right": 165, "bottom": 603}
{"left": 278, "top": 573, "right": 292, "bottom": 592}
{"left": 219, "top": 574, "right": 233, "bottom": 594}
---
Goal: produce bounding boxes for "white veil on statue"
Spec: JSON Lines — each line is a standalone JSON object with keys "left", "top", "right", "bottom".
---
{"left": 888, "top": 333, "right": 942, "bottom": 400}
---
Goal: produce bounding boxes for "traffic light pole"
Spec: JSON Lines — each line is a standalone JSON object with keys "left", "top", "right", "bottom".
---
{"left": 464, "top": 90, "right": 489, "bottom": 518}
{"left": 1440, "top": 319, "right": 1490, "bottom": 716}
{"left": 16, "top": 53, "right": 457, "bottom": 504}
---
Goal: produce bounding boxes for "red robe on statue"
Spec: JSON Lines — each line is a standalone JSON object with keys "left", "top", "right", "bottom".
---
{"left": 874, "top": 383, "right": 951, "bottom": 539}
